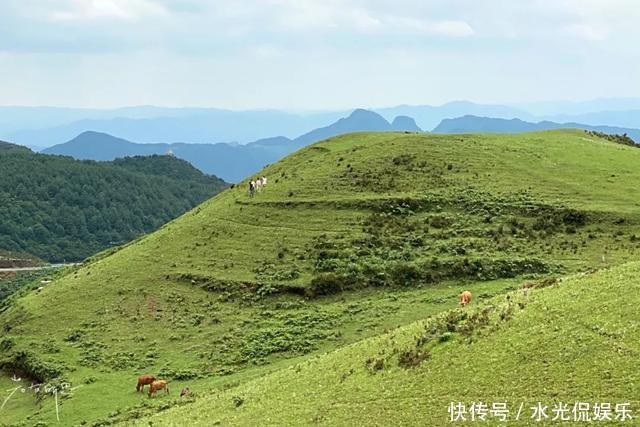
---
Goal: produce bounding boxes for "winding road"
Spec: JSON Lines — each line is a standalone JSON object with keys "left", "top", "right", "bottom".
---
{"left": 0, "top": 263, "right": 79, "bottom": 273}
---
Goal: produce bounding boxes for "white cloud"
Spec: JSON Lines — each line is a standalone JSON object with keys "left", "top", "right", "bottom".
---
{"left": 249, "top": 44, "right": 285, "bottom": 59}
{"left": 386, "top": 17, "right": 474, "bottom": 37}
{"left": 0, "top": 0, "right": 638, "bottom": 108}
{"left": 269, "top": 1, "right": 381, "bottom": 32}
{"left": 565, "top": 24, "right": 606, "bottom": 41}
{"left": 50, "top": 0, "right": 168, "bottom": 22}
{"left": 267, "top": 1, "right": 471, "bottom": 37}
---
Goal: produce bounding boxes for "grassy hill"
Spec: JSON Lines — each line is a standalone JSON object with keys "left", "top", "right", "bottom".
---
{"left": 1, "top": 129, "right": 640, "bottom": 425}
{"left": 142, "top": 262, "right": 640, "bottom": 425}
{"left": 145, "top": 261, "right": 640, "bottom": 425}
{"left": 0, "top": 145, "right": 227, "bottom": 261}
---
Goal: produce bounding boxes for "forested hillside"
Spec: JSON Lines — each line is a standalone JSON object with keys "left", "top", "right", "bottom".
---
{"left": 0, "top": 144, "right": 227, "bottom": 261}
{"left": 0, "top": 140, "right": 30, "bottom": 153}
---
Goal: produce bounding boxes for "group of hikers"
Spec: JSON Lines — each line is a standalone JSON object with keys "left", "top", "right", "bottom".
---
{"left": 248, "top": 176, "right": 268, "bottom": 197}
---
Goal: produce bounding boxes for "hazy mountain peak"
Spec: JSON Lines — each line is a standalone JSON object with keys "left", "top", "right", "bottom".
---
{"left": 432, "top": 115, "right": 640, "bottom": 143}
{"left": 71, "top": 130, "right": 129, "bottom": 142}
{"left": 339, "top": 109, "right": 390, "bottom": 128}
{"left": 348, "top": 108, "right": 384, "bottom": 119}
{"left": 391, "top": 115, "right": 421, "bottom": 131}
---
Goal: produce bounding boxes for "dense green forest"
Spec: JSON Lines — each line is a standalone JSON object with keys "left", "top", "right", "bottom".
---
{"left": 0, "top": 142, "right": 227, "bottom": 261}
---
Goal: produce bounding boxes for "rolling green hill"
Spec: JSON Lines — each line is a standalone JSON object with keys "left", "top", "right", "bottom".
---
{"left": 147, "top": 262, "right": 640, "bottom": 425}
{"left": 0, "top": 145, "right": 227, "bottom": 262}
{"left": 1, "top": 129, "right": 639, "bottom": 425}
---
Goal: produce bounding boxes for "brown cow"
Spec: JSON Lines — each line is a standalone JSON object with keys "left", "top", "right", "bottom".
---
{"left": 136, "top": 375, "right": 155, "bottom": 392}
{"left": 459, "top": 291, "right": 472, "bottom": 307}
{"left": 148, "top": 380, "right": 170, "bottom": 398}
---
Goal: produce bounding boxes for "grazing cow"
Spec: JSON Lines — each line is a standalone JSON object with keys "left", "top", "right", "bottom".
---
{"left": 180, "top": 387, "right": 190, "bottom": 397}
{"left": 148, "top": 380, "right": 170, "bottom": 398}
{"left": 136, "top": 375, "right": 155, "bottom": 392}
{"left": 459, "top": 291, "right": 472, "bottom": 307}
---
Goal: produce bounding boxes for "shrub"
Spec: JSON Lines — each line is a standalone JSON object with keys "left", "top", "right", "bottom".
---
{"left": 387, "top": 263, "right": 421, "bottom": 286}
{"left": 439, "top": 332, "right": 453, "bottom": 343}
{"left": 232, "top": 396, "right": 244, "bottom": 407}
{"left": 254, "top": 264, "right": 301, "bottom": 281}
{"left": 392, "top": 154, "right": 413, "bottom": 166}
{"left": 79, "top": 346, "right": 105, "bottom": 367}
{"left": 562, "top": 210, "right": 587, "bottom": 226}
{"left": 309, "top": 273, "right": 350, "bottom": 296}
{"left": 457, "top": 307, "right": 492, "bottom": 336}
{"left": 365, "top": 357, "right": 385, "bottom": 373}
{"left": 0, "top": 337, "right": 14, "bottom": 351}
{"left": 64, "top": 329, "right": 84, "bottom": 342}
{"left": 106, "top": 352, "right": 139, "bottom": 370}
{"left": 398, "top": 349, "right": 430, "bottom": 368}
{"left": 158, "top": 366, "right": 202, "bottom": 380}
{"left": 430, "top": 215, "right": 452, "bottom": 229}
{"left": 0, "top": 350, "right": 67, "bottom": 382}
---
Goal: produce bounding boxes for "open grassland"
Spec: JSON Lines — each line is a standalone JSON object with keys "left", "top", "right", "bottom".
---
{"left": 146, "top": 262, "right": 640, "bottom": 426}
{"left": 0, "top": 279, "right": 521, "bottom": 425}
{"left": 1, "top": 129, "right": 640, "bottom": 424}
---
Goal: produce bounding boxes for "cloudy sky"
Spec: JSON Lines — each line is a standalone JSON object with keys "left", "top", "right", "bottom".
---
{"left": 0, "top": 0, "right": 638, "bottom": 109}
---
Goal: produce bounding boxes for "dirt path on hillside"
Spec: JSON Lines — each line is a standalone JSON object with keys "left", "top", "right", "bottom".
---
{"left": 0, "top": 263, "right": 79, "bottom": 272}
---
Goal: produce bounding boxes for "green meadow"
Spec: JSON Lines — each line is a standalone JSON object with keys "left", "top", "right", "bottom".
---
{"left": 1, "top": 129, "right": 640, "bottom": 425}
{"left": 149, "top": 262, "right": 640, "bottom": 425}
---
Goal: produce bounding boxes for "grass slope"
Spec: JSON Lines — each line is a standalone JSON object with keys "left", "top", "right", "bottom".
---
{"left": 148, "top": 262, "right": 640, "bottom": 425}
{"left": 1, "top": 129, "right": 639, "bottom": 424}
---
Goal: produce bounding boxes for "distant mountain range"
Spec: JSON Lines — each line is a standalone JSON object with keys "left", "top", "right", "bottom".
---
{"left": 433, "top": 115, "right": 640, "bottom": 143}
{"left": 515, "top": 97, "right": 640, "bottom": 116}
{"left": 376, "top": 101, "right": 533, "bottom": 130}
{"left": 5, "top": 99, "right": 640, "bottom": 148}
{"left": 539, "top": 110, "right": 640, "bottom": 129}
{"left": 2, "top": 102, "right": 494, "bottom": 147}
{"left": 39, "top": 109, "right": 640, "bottom": 182}
{"left": 7, "top": 108, "right": 347, "bottom": 147}
{"left": 43, "top": 109, "right": 421, "bottom": 182}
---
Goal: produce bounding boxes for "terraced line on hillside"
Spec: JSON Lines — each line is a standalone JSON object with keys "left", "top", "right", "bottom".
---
{"left": 201, "top": 212, "right": 356, "bottom": 233}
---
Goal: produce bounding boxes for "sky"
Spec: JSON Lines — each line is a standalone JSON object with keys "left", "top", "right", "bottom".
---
{"left": 0, "top": 0, "right": 638, "bottom": 110}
